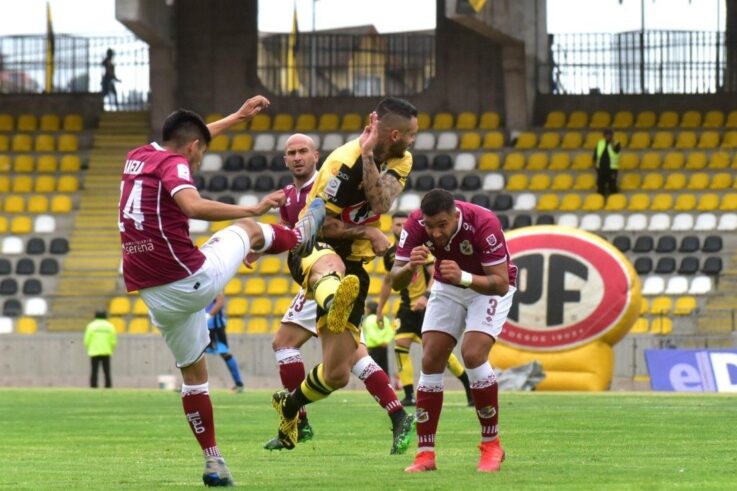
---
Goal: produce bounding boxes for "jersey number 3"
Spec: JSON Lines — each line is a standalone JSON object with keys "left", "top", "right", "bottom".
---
{"left": 119, "top": 179, "right": 144, "bottom": 232}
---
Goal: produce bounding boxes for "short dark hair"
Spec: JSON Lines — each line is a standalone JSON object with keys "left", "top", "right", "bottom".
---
{"left": 375, "top": 97, "right": 418, "bottom": 120}
{"left": 366, "top": 301, "right": 378, "bottom": 315}
{"left": 603, "top": 128, "right": 613, "bottom": 137}
{"left": 162, "top": 109, "right": 212, "bottom": 147}
{"left": 392, "top": 211, "right": 408, "bottom": 220}
{"left": 421, "top": 188, "right": 456, "bottom": 216}
{"left": 95, "top": 310, "right": 108, "bottom": 319}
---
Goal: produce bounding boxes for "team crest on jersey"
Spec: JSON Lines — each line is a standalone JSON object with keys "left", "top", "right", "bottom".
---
{"left": 486, "top": 233, "right": 497, "bottom": 247}
{"left": 177, "top": 163, "right": 191, "bottom": 180}
{"left": 460, "top": 240, "right": 473, "bottom": 255}
{"left": 477, "top": 405, "right": 497, "bottom": 419}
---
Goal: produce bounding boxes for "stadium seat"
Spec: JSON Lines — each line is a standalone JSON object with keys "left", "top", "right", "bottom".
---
{"left": 550, "top": 174, "right": 573, "bottom": 191}
{"left": 479, "top": 112, "right": 500, "bottom": 130}
{"left": 581, "top": 193, "right": 604, "bottom": 211}
{"left": 654, "top": 257, "right": 676, "bottom": 275}
{"left": 671, "top": 213, "right": 694, "bottom": 231}
{"left": 648, "top": 214, "right": 671, "bottom": 232}
{"left": 529, "top": 174, "right": 550, "bottom": 191}
{"left": 701, "top": 257, "right": 722, "bottom": 275}
{"left": 482, "top": 173, "right": 504, "bottom": 191}
{"left": 652, "top": 131, "right": 674, "bottom": 149}
{"left": 629, "top": 132, "right": 650, "bottom": 149}
{"left": 686, "top": 173, "right": 709, "bottom": 191}
{"left": 641, "top": 276, "right": 665, "bottom": 295}
{"left": 697, "top": 131, "right": 720, "bottom": 149}
{"left": 432, "top": 112, "right": 453, "bottom": 130}
{"left": 665, "top": 276, "right": 689, "bottom": 295}
{"left": 573, "top": 174, "right": 595, "bottom": 191}
{"left": 717, "top": 213, "right": 737, "bottom": 231}
{"left": 506, "top": 174, "right": 528, "bottom": 191}
{"left": 249, "top": 114, "right": 272, "bottom": 131}
{"left": 58, "top": 134, "right": 78, "bottom": 152}
{"left": 398, "top": 194, "right": 421, "bottom": 213}
{"left": 689, "top": 275, "right": 713, "bottom": 294}
{"left": 657, "top": 111, "right": 679, "bottom": 128}
{"left": 544, "top": 111, "right": 565, "bottom": 129}
{"left": 567, "top": 111, "right": 588, "bottom": 129}
{"left": 340, "top": 113, "right": 362, "bottom": 131}
{"left": 454, "top": 153, "right": 476, "bottom": 171}
{"left": 0, "top": 114, "right": 13, "bottom": 131}
{"left": 696, "top": 193, "right": 719, "bottom": 212}
{"left": 627, "top": 193, "right": 649, "bottom": 211}
{"left": 702, "top": 110, "right": 723, "bottom": 128}
{"left": 24, "top": 297, "right": 48, "bottom": 316}
{"left": 571, "top": 152, "right": 592, "bottom": 170}
{"left": 322, "top": 133, "right": 344, "bottom": 151}
{"left": 491, "top": 193, "right": 513, "bottom": 211}
{"left": 675, "top": 131, "right": 697, "bottom": 149}
{"left": 650, "top": 194, "right": 673, "bottom": 211}
{"left": 624, "top": 214, "right": 647, "bottom": 231}
{"left": 678, "top": 257, "right": 700, "bottom": 275}
{"left": 0, "top": 259, "right": 10, "bottom": 275}
{"left": 413, "top": 133, "right": 435, "bottom": 151}
{"left": 0, "top": 278, "right": 19, "bottom": 295}
{"left": 33, "top": 215, "right": 55, "bottom": 233}
{"left": 685, "top": 152, "right": 707, "bottom": 170}
{"left": 17, "top": 114, "right": 37, "bottom": 131}
{"left": 39, "top": 258, "right": 59, "bottom": 275}
{"left": 128, "top": 317, "right": 150, "bottom": 334}
{"left": 414, "top": 175, "right": 435, "bottom": 191}
{"left": 538, "top": 132, "right": 560, "bottom": 149}
{"left": 709, "top": 173, "right": 731, "bottom": 190}
{"left": 630, "top": 317, "right": 649, "bottom": 334}
{"left": 642, "top": 173, "right": 664, "bottom": 190}
{"left": 611, "top": 236, "right": 631, "bottom": 253}
{"left": 701, "top": 235, "right": 722, "bottom": 253}
{"left": 272, "top": 113, "right": 294, "bottom": 131}
{"left": 589, "top": 111, "right": 611, "bottom": 129}
{"left": 548, "top": 152, "right": 570, "bottom": 171}
{"left": 536, "top": 215, "right": 555, "bottom": 225}
{"left": 680, "top": 110, "right": 702, "bottom": 128}
{"left": 579, "top": 214, "right": 602, "bottom": 231}
{"left": 458, "top": 133, "right": 481, "bottom": 151}
{"left": 536, "top": 194, "right": 559, "bottom": 212}
{"left": 482, "top": 131, "right": 504, "bottom": 149}
{"left": 559, "top": 193, "right": 582, "bottom": 212}
{"left": 3, "top": 298, "right": 22, "bottom": 317}
{"left": 654, "top": 235, "right": 676, "bottom": 253}
{"left": 0, "top": 316, "right": 11, "bottom": 334}
{"left": 514, "top": 132, "right": 536, "bottom": 149}
{"left": 15, "top": 316, "right": 37, "bottom": 334}
{"left": 561, "top": 132, "right": 583, "bottom": 149}
{"left": 436, "top": 132, "right": 458, "bottom": 150}
{"left": 295, "top": 113, "right": 316, "bottom": 131}
{"left": 674, "top": 194, "right": 696, "bottom": 211}
{"left": 226, "top": 298, "right": 248, "bottom": 317}
{"left": 513, "top": 193, "right": 536, "bottom": 211}
{"left": 610, "top": 110, "right": 633, "bottom": 129}
{"left": 708, "top": 152, "right": 730, "bottom": 169}
{"left": 36, "top": 155, "right": 57, "bottom": 173}
{"left": 460, "top": 175, "right": 481, "bottom": 191}
{"left": 650, "top": 296, "right": 672, "bottom": 315}
{"left": 34, "top": 134, "right": 55, "bottom": 152}
{"left": 209, "top": 135, "right": 229, "bottom": 152}
{"left": 601, "top": 214, "right": 625, "bottom": 232}
{"left": 649, "top": 317, "right": 673, "bottom": 335}
{"left": 604, "top": 194, "right": 626, "bottom": 211}
{"left": 694, "top": 213, "right": 717, "bottom": 231}
{"left": 109, "top": 296, "right": 131, "bottom": 316}
{"left": 674, "top": 296, "right": 697, "bottom": 316}
{"left": 470, "top": 194, "right": 490, "bottom": 209}
{"left": 502, "top": 153, "right": 524, "bottom": 171}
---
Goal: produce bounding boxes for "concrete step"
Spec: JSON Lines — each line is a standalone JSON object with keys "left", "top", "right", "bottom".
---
{"left": 63, "top": 256, "right": 120, "bottom": 271}
{"left": 54, "top": 277, "right": 118, "bottom": 294}
{"left": 46, "top": 317, "right": 97, "bottom": 332}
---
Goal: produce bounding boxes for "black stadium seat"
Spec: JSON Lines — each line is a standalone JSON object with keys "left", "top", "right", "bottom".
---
{"left": 454, "top": 193, "right": 466, "bottom": 202}
{"left": 207, "top": 174, "right": 228, "bottom": 192}
{"left": 655, "top": 235, "right": 676, "bottom": 253}
{"left": 254, "top": 175, "right": 275, "bottom": 192}
{"left": 278, "top": 175, "right": 293, "bottom": 189}
{"left": 270, "top": 155, "right": 285, "bottom": 172}
{"left": 193, "top": 174, "right": 206, "bottom": 191}
{"left": 512, "top": 214, "right": 532, "bottom": 229}
{"left": 612, "top": 236, "right": 631, "bottom": 253}
{"left": 678, "top": 235, "right": 700, "bottom": 253}
{"left": 633, "top": 236, "right": 654, "bottom": 253}
{"left": 230, "top": 175, "right": 252, "bottom": 192}
{"left": 49, "top": 238, "right": 69, "bottom": 255}
{"left": 3, "top": 299, "right": 22, "bottom": 317}
{"left": 414, "top": 175, "right": 435, "bottom": 192}
{"left": 0, "top": 259, "right": 10, "bottom": 275}
{"left": 460, "top": 174, "right": 481, "bottom": 191}
{"left": 655, "top": 257, "right": 676, "bottom": 274}
{"left": 15, "top": 258, "right": 35, "bottom": 275}
{"left": 702, "top": 236, "right": 722, "bottom": 253}
{"left": 634, "top": 257, "right": 653, "bottom": 275}
{"left": 22, "top": 278, "right": 42, "bottom": 295}
{"left": 412, "top": 154, "right": 429, "bottom": 171}
{"left": 702, "top": 257, "right": 723, "bottom": 275}
{"left": 26, "top": 238, "right": 45, "bottom": 255}
{"left": 403, "top": 176, "right": 413, "bottom": 191}
{"left": 678, "top": 257, "right": 699, "bottom": 275}
{"left": 432, "top": 154, "right": 452, "bottom": 171}
{"left": 0, "top": 278, "right": 18, "bottom": 295}
{"left": 223, "top": 154, "right": 245, "bottom": 172}
{"left": 438, "top": 174, "right": 458, "bottom": 191}
{"left": 40, "top": 258, "right": 59, "bottom": 275}
{"left": 536, "top": 214, "right": 555, "bottom": 225}
{"left": 217, "top": 195, "right": 235, "bottom": 205}
{"left": 247, "top": 155, "right": 267, "bottom": 172}
{"left": 491, "top": 193, "right": 513, "bottom": 211}
{"left": 470, "top": 193, "right": 490, "bottom": 209}
{"left": 496, "top": 214, "right": 510, "bottom": 230}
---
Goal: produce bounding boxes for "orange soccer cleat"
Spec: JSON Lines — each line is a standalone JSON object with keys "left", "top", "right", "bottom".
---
{"left": 404, "top": 451, "right": 437, "bottom": 473}
{"left": 477, "top": 439, "right": 505, "bottom": 472}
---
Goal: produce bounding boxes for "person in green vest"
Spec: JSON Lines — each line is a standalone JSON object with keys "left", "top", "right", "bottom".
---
{"left": 361, "top": 301, "right": 394, "bottom": 375}
{"left": 593, "top": 128, "right": 621, "bottom": 198}
{"left": 84, "top": 310, "right": 118, "bottom": 388}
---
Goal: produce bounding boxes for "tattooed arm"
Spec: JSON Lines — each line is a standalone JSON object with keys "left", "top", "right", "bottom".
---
{"left": 360, "top": 112, "right": 404, "bottom": 215}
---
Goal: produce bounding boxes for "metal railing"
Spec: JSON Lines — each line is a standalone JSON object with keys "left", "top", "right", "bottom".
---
{"left": 539, "top": 30, "right": 734, "bottom": 95}
{"left": 0, "top": 34, "right": 149, "bottom": 110}
{"left": 258, "top": 32, "right": 435, "bottom": 97}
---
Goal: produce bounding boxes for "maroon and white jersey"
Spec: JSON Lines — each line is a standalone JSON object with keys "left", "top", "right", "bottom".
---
{"left": 279, "top": 173, "right": 316, "bottom": 228}
{"left": 119, "top": 142, "right": 205, "bottom": 291}
{"left": 395, "top": 201, "right": 517, "bottom": 288}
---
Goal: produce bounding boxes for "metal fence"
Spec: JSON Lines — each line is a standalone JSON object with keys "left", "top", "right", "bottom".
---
{"left": 258, "top": 32, "right": 435, "bottom": 97}
{"left": 0, "top": 34, "right": 149, "bottom": 110}
{"left": 539, "top": 30, "right": 732, "bottom": 95}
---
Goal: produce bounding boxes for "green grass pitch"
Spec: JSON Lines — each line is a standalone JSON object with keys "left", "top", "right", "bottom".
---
{"left": 1, "top": 389, "right": 736, "bottom": 489}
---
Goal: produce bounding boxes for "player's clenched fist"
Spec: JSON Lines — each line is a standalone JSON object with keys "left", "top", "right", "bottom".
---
{"left": 438, "top": 259, "right": 462, "bottom": 285}
{"left": 409, "top": 245, "right": 431, "bottom": 268}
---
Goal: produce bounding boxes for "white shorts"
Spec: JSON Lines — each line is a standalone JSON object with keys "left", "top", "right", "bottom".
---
{"left": 422, "top": 282, "right": 516, "bottom": 342}
{"left": 279, "top": 288, "right": 367, "bottom": 344}
{"left": 140, "top": 225, "right": 250, "bottom": 367}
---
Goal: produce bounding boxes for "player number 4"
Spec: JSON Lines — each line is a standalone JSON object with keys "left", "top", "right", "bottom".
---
{"left": 119, "top": 179, "right": 144, "bottom": 232}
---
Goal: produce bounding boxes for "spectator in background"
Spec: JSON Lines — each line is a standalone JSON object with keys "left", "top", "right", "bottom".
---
{"left": 205, "top": 293, "right": 245, "bottom": 393}
{"left": 84, "top": 310, "right": 118, "bottom": 388}
{"left": 361, "top": 301, "right": 394, "bottom": 375}
{"left": 101, "top": 48, "right": 120, "bottom": 108}
{"left": 593, "top": 128, "right": 621, "bottom": 198}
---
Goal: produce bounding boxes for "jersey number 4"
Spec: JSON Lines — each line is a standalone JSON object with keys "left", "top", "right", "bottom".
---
{"left": 119, "top": 179, "right": 144, "bottom": 232}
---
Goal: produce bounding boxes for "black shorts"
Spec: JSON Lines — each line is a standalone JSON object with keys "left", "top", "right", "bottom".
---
{"left": 395, "top": 307, "right": 425, "bottom": 339}
{"left": 205, "top": 327, "right": 229, "bottom": 354}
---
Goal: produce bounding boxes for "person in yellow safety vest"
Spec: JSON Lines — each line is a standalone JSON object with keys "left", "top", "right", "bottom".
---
{"left": 361, "top": 301, "right": 395, "bottom": 375}
{"left": 84, "top": 310, "right": 118, "bottom": 388}
{"left": 593, "top": 128, "right": 621, "bottom": 198}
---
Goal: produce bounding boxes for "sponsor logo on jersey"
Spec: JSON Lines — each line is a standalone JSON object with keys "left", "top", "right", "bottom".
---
{"left": 177, "top": 163, "right": 191, "bottom": 180}
{"left": 325, "top": 176, "right": 341, "bottom": 198}
{"left": 486, "top": 233, "right": 497, "bottom": 247}
{"left": 340, "top": 201, "right": 379, "bottom": 224}
{"left": 460, "top": 240, "right": 473, "bottom": 255}
{"left": 398, "top": 229, "right": 408, "bottom": 247}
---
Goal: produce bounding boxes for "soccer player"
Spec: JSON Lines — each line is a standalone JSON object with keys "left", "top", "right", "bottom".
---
{"left": 391, "top": 189, "right": 517, "bottom": 473}
{"left": 205, "top": 293, "right": 244, "bottom": 392}
{"left": 261, "top": 133, "right": 415, "bottom": 453}
{"left": 118, "top": 95, "right": 323, "bottom": 487}
{"left": 271, "top": 98, "right": 419, "bottom": 452}
{"left": 377, "top": 212, "right": 474, "bottom": 407}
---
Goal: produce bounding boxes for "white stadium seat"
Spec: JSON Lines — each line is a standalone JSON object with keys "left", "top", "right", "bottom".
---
{"left": 253, "top": 134, "right": 276, "bottom": 152}
{"left": 237, "top": 194, "right": 259, "bottom": 207}
{"left": 689, "top": 275, "right": 713, "bottom": 295}
{"left": 24, "top": 298, "right": 48, "bottom": 316}
{"left": 413, "top": 133, "right": 435, "bottom": 151}
{"left": 0, "top": 317, "right": 12, "bottom": 334}
{"left": 718, "top": 213, "right": 737, "bottom": 231}
{"left": 694, "top": 213, "right": 717, "bottom": 231}
{"left": 346, "top": 133, "right": 361, "bottom": 142}
{"left": 648, "top": 213, "right": 671, "bottom": 231}
{"left": 670, "top": 213, "right": 694, "bottom": 231}
{"left": 201, "top": 154, "right": 223, "bottom": 172}
{"left": 482, "top": 173, "right": 504, "bottom": 191}
{"left": 641, "top": 276, "right": 665, "bottom": 295}
{"left": 454, "top": 153, "right": 476, "bottom": 171}
{"left": 276, "top": 133, "right": 290, "bottom": 151}
{"left": 34, "top": 215, "right": 56, "bottom": 233}
{"left": 601, "top": 213, "right": 625, "bottom": 232}
{"left": 189, "top": 219, "right": 209, "bottom": 234}
{"left": 665, "top": 276, "right": 689, "bottom": 295}
{"left": 322, "top": 133, "right": 344, "bottom": 151}
{"left": 306, "top": 133, "right": 322, "bottom": 149}
{"left": 624, "top": 213, "right": 647, "bottom": 231}
{"left": 557, "top": 213, "right": 579, "bottom": 228}
{"left": 513, "top": 193, "right": 536, "bottom": 211}
{"left": 398, "top": 193, "right": 421, "bottom": 213}
{"left": 579, "top": 214, "right": 602, "bottom": 231}
{"left": 2, "top": 236, "right": 23, "bottom": 255}
{"left": 436, "top": 131, "right": 459, "bottom": 150}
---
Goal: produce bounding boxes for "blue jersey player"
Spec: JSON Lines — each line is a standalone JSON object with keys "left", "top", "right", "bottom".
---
{"left": 205, "top": 293, "right": 245, "bottom": 392}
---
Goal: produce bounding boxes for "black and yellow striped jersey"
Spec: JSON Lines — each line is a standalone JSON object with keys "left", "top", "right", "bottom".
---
{"left": 383, "top": 243, "right": 433, "bottom": 310}
{"left": 305, "top": 138, "right": 412, "bottom": 261}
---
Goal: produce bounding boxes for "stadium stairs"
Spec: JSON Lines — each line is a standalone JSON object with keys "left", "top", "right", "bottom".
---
{"left": 47, "top": 112, "right": 149, "bottom": 331}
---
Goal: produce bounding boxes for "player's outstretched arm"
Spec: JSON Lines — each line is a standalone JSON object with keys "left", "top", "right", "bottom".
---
{"left": 359, "top": 112, "right": 404, "bottom": 215}
{"left": 320, "top": 216, "right": 390, "bottom": 255}
{"left": 207, "top": 95, "right": 271, "bottom": 138}
{"left": 173, "top": 187, "right": 280, "bottom": 221}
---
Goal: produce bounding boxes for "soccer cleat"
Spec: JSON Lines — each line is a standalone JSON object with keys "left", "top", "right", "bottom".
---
{"left": 400, "top": 395, "right": 416, "bottom": 407}
{"left": 404, "top": 451, "right": 437, "bottom": 473}
{"left": 390, "top": 412, "right": 416, "bottom": 455}
{"left": 477, "top": 439, "right": 505, "bottom": 472}
{"left": 293, "top": 198, "right": 326, "bottom": 257}
{"left": 271, "top": 390, "right": 299, "bottom": 450}
{"left": 202, "top": 456, "right": 234, "bottom": 487}
{"left": 231, "top": 385, "right": 244, "bottom": 394}
{"left": 326, "top": 275, "right": 360, "bottom": 334}
{"left": 264, "top": 419, "right": 314, "bottom": 450}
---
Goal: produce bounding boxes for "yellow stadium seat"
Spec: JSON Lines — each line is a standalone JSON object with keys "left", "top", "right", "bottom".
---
{"left": 366, "top": 277, "right": 382, "bottom": 295}
{"left": 459, "top": 132, "right": 481, "bottom": 150}
{"left": 109, "top": 317, "right": 126, "bottom": 334}
{"left": 291, "top": 282, "right": 300, "bottom": 295}
{"left": 36, "top": 155, "right": 57, "bottom": 173}
{"left": 708, "top": 151, "right": 729, "bottom": 169}
{"left": 231, "top": 134, "right": 253, "bottom": 151}
{"left": 318, "top": 113, "right": 339, "bottom": 131}
{"left": 432, "top": 112, "right": 453, "bottom": 130}
{"left": 0, "top": 114, "right": 13, "bottom": 131}
{"left": 526, "top": 152, "right": 548, "bottom": 171}
{"left": 674, "top": 296, "right": 697, "bottom": 315}
{"left": 650, "top": 317, "right": 673, "bottom": 335}
{"left": 536, "top": 193, "right": 559, "bottom": 211}
{"left": 604, "top": 194, "right": 626, "bottom": 211}
{"left": 573, "top": 174, "right": 596, "bottom": 191}
{"left": 544, "top": 111, "right": 565, "bottom": 129}
{"left": 506, "top": 173, "right": 529, "bottom": 191}
{"left": 618, "top": 152, "right": 638, "bottom": 170}
{"left": 538, "top": 132, "right": 560, "bottom": 149}
{"left": 40, "top": 114, "right": 61, "bottom": 132}
{"left": 502, "top": 152, "right": 525, "bottom": 171}
{"left": 28, "top": 195, "right": 49, "bottom": 213}
{"left": 630, "top": 318, "right": 649, "bottom": 334}
{"left": 244, "top": 277, "right": 266, "bottom": 295}
{"left": 640, "top": 299, "right": 649, "bottom": 316}
{"left": 34, "top": 175, "right": 54, "bottom": 193}
{"left": 224, "top": 278, "right": 242, "bottom": 296}
{"left": 60, "top": 155, "right": 81, "bottom": 172}
{"left": 662, "top": 152, "right": 684, "bottom": 170}
{"left": 582, "top": 132, "right": 602, "bottom": 150}
{"left": 133, "top": 297, "right": 149, "bottom": 316}
{"left": 17, "top": 114, "right": 37, "bottom": 131}
{"left": 514, "top": 132, "right": 536, "bottom": 149}
{"left": 228, "top": 318, "right": 246, "bottom": 334}
{"left": 57, "top": 134, "right": 78, "bottom": 152}
{"left": 566, "top": 111, "right": 588, "bottom": 129}
{"left": 684, "top": 152, "right": 707, "bottom": 170}
{"left": 652, "top": 131, "right": 674, "bottom": 149}
{"left": 560, "top": 132, "right": 582, "bottom": 149}
{"left": 272, "top": 114, "right": 294, "bottom": 131}
{"left": 675, "top": 131, "right": 696, "bottom": 149}
{"left": 558, "top": 193, "right": 582, "bottom": 211}
{"left": 657, "top": 111, "right": 679, "bottom": 128}
{"left": 571, "top": 152, "right": 592, "bottom": 170}
{"left": 529, "top": 174, "right": 551, "bottom": 191}
{"left": 710, "top": 172, "right": 732, "bottom": 190}
{"left": 548, "top": 152, "right": 570, "bottom": 170}
{"left": 13, "top": 175, "right": 33, "bottom": 192}
{"left": 195, "top": 236, "right": 210, "bottom": 248}
{"left": 581, "top": 193, "right": 604, "bottom": 211}
{"left": 63, "top": 114, "right": 84, "bottom": 131}
{"left": 14, "top": 155, "right": 34, "bottom": 173}
{"left": 720, "top": 193, "right": 737, "bottom": 211}
{"left": 414, "top": 112, "right": 430, "bottom": 130}
{"left": 259, "top": 257, "right": 282, "bottom": 275}
{"left": 697, "top": 131, "right": 720, "bottom": 149}
{"left": 12, "top": 134, "right": 32, "bottom": 152}
{"left": 209, "top": 135, "right": 229, "bottom": 152}
{"left": 627, "top": 193, "right": 650, "bottom": 211}
{"left": 650, "top": 296, "right": 672, "bottom": 314}
{"left": 0, "top": 135, "right": 8, "bottom": 151}
{"left": 613, "top": 131, "right": 628, "bottom": 148}
{"left": 589, "top": 111, "right": 611, "bottom": 129}
{"left": 273, "top": 297, "right": 293, "bottom": 316}
{"left": 250, "top": 114, "right": 272, "bottom": 131}
{"left": 16, "top": 317, "right": 38, "bottom": 335}
{"left": 57, "top": 176, "right": 79, "bottom": 193}
{"left": 295, "top": 113, "right": 317, "bottom": 131}
{"left": 205, "top": 113, "right": 223, "bottom": 123}
{"left": 109, "top": 296, "right": 132, "bottom": 316}
{"left": 0, "top": 174, "right": 8, "bottom": 192}
{"left": 482, "top": 131, "right": 504, "bottom": 149}
{"left": 650, "top": 193, "right": 673, "bottom": 211}
{"left": 725, "top": 111, "right": 737, "bottom": 128}
{"left": 639, "top": 152, "right": 660, "bottom": 170}
{"left": 479, "top": 111, "right": 500, "bottom": 130}
{"left": 723, "top": 131, "right": 737, "bottom": 148}
{"left": 364, "top": 259, "right": 376, "bottom": 274}
{"left": 674, "top": 194, "right": 696, "bottom": 211}
{"left": 128, "top": 317, "right": 150, "bottom": 334}
{"left": 697, "top": 193, "right": 719, "bottom": 211}
{"left": 611, "top": 111, "right": 633, "bottom": 129}
{"left": 642, "top": 173, "right": 664, "bottom": 190}
{"left": 340, "top": 113, "right": 363, "bottom": 131}
{"left": 634, "top": 111, "right": 656, "bottom": 128}
{"left": 703, "top": 110, "right": 723, "bottom": 128}
{"left": 456, "top": 112, "right": 477, "bottom": 130}
{"left": 664, "top": 173, "right": 686, "bottom": 190}
{"left": 51, "top": 195, "right": 72, "bottom": 213}
{"left": 226, "top": 298, "right": 248, "bottom": 316}
{"left": 250, "top": 298, "right": 272, "bottom": 316}
{"left": 0, "top": 217, "right": 6, "bottom": 233}
{"left": 550, "top": 173, "right": 573, "bottom": 191}
{"left": 687, "top": 172, "right": 709, "bottom": 190}
{"left": 680, "top": 110, "right": 701, "bottom": 128}
{"left": 478, "top": 153, "right": 500, "bottom": 170}
{"left": 620, "top": 174, "right": 642, "bottom": 191}
{"left": 628, "top": 131, "right": 650, "bottom": 149}
{"left": 5, "top": 195, "right": 25, "bottom": 213}
{"left": 247, "top": 318, "right": 270, "bottom": 334}
{"left": 211, "top": 221, "right": 233, "bottom": 233}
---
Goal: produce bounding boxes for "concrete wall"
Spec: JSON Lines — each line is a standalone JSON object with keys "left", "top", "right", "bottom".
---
{"left": 0, "top": 93, "right": 103, "bottom": 128}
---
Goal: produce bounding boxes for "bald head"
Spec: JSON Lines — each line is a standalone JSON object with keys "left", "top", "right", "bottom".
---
{"left": 284, "top": 133, "right": 317, "bottom": 152}
{"left": 284, "top": 133, "right": 319, "bottom": 181}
